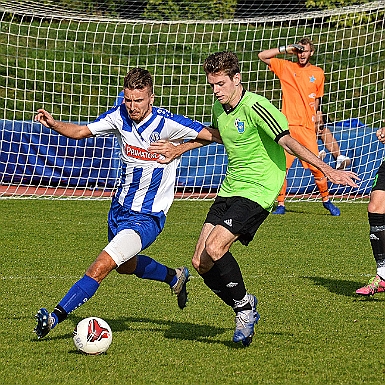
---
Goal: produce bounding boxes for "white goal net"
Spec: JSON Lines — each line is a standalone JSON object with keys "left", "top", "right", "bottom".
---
{"left": 0, "top": 1, "right": 384, "bottom": 200}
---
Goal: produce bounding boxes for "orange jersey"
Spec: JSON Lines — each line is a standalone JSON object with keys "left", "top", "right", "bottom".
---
{"left": 269, "top": 58, "right": 324, "bottom": 130}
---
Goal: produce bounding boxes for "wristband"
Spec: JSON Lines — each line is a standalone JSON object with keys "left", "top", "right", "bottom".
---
{"left": 278, "top": 46, "right": 287, "bottom": 53}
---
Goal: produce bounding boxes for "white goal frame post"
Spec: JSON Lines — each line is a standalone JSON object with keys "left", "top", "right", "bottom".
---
{"left": 0, "top": 1, "right": 384, "bottom": 200}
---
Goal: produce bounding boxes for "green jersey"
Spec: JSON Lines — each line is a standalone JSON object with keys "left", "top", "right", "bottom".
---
{"left": 212, "top": 90, "right": 289, "bottom": 211}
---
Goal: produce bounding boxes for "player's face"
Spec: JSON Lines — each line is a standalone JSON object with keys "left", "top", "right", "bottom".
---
{"left": 124, "top": 87, "right": 155, "bottom": 123}
{"left": 296, "top": 43, "right": 314, "bottom": 67}
{"left": 206, "top": 71, "right": 241, "bottom": 108}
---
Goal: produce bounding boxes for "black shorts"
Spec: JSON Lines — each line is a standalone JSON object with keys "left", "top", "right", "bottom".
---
{"left": 204, "top": 196, "right": 269, "bottom": 246}
{"left": 372, "top": 160, "right": 385, "bottom": 192}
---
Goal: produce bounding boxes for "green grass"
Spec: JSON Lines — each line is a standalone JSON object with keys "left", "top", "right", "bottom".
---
{"left": 1, "top": 199, "right": 384, "bottom": 384}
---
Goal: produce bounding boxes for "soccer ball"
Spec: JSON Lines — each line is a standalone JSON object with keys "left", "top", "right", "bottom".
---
{"left": 73, "top": 317, "right": 112, "bottom": 355}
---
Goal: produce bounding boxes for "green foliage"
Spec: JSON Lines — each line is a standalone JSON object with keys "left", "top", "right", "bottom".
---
{"left": 43, "top": 0, "right": 119, "bottom": 15}
{"left": 305, "top": 0, "right": 384, "bottom": 27}
{"left": 329, "top": 8, "right": 385, "bottom": 27}
{"left": 142, "top": 0, "right": 237, "bottom": 20}
{"left": 1, "top": 199, "right": 385, "bottom": 384}
{"left": 306, "top": 0, "right": 370, "bottom": 9}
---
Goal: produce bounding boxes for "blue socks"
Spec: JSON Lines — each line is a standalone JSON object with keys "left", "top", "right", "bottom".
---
{"left": 51, "top": 257, "right": 175, "bottom": 329}
{"left": 52, "top": 275, "right": 99, "bottom": 328}
{"left": 134, "top": 255, "right": 176, "bottom": 285}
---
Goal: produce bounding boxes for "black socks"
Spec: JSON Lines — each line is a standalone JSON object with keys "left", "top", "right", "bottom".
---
{"left": 200, "top": 251, "right": 251, "bottom": 311}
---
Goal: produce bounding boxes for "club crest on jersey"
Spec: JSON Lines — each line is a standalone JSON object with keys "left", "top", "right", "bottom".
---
{"left": 149, "top": 132, "right": 161, "bottom": 143}
{"left": 234, "top": 118, "right": 245, "bottom": 133}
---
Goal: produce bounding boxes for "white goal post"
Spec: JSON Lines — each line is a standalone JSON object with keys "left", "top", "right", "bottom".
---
{"left": 0, "top": 1, "right": 384, "bottom": 200}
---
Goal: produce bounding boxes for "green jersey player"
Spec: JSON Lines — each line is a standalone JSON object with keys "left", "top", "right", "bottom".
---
{"left": 211, "top": 91, "right": 287, "bottom": 211}
{"left": 149, "top": 51, "right": 358, "bottom": 347}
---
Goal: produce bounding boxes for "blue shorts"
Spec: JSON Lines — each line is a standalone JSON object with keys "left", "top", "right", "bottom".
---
{"left": 107, "top": 197, "right": 166, "bottom": 250}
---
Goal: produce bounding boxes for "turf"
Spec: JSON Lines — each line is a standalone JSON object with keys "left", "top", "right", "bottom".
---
{"left": 1, "top": 199, "right": 384, "bottom": 384}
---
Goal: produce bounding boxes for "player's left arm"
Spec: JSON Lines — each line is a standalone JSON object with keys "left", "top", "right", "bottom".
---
{"left": 278, "top": 133, "right": 359, "bottom": 187}
{"left": 314, "top": 69, "right": 324, "bottom": 133}
{"left": 314, "top": 98, "right": 324, "bottom": 134}
{"left": 314, "top": 97, "right": 321, "bottom": 113}
{"left": 196, "top": 126, "right": 222, "bottom": 143}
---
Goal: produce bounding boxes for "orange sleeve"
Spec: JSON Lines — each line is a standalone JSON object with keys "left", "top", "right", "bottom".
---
{"left": 269, "top": 58, "right": 325, "bottom": 130}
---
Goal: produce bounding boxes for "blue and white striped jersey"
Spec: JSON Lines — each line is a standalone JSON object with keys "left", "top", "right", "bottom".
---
{"left": 88, "top": 104, "right": 204, "bottom": 216}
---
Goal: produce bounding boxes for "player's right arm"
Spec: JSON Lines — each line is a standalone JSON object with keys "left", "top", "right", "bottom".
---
{"left": 258, "top": 44, "right": 304, "bottom": 65}
{"left": 376, "top": 126, "right": 385, "bottom": 144}
{"left": 34, "top": 109, "right": 93, "bottom": 139}
{"left": 149, "top": 127, "right": 222, "bottom": 164}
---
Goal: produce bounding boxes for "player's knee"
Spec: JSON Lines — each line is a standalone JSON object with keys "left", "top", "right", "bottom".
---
{"left": 116, "top": 257, "right": 137, "bottom": 275}
{"left": 192, "top": 251, "right": 214, "bottom": 274}
{"left": 191, "top": 256, "right": 200, "bottom": 272}
{"left": 205, "top": 242, "right": 225, "bottom": 261}
{"left": 85, "top": 252, "right": 117, "bottom": 283}
{"left": 104, "top": 229, "right": 142, "bottom": 267}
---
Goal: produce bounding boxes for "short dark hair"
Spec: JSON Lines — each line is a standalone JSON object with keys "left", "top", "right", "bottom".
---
{"left": 298, "top": 37, "right": 315, "bottom": 52}
{"left": 124, "top": 68, "right": 153, "bottom": 93}
{"left": 203, "top": 51, "right": 240, "bottom": 79}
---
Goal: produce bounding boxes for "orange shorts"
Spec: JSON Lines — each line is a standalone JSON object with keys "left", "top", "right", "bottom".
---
{"left": 286, "top": 125, "right": 318, "bottom": 169}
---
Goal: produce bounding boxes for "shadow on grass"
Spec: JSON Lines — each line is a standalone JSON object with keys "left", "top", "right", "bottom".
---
{"left": 105, "top": 316, "right": 246, "bottom": 348}
{"left": 304, "top": 276, "right": 385, "bottom": 300}
{"left": 107, "top": 316, "right": 227, "bottom": 340}
{"left": 31, "top": 315, "right": 245, "bottom": 348}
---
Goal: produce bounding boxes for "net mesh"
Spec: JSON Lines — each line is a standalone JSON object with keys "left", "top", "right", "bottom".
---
{"left": 0, "top": 1, "right": 384, "bottom": 199}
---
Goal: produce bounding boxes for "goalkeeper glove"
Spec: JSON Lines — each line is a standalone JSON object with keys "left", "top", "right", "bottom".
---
{"left": 278, "top": 44, "right": 304, "bottom": 54}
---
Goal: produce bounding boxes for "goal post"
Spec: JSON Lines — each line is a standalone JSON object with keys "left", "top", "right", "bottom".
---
{"left": 1, "top": 1, "right": 384, "bottom": 199}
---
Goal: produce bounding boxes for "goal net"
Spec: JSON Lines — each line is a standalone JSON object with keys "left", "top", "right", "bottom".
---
{"left": 1, "top": 1, "right": 384, "bottom": 200}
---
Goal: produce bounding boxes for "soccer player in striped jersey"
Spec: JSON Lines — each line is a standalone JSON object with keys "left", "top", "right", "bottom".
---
{"left": 149, "top": 51, "right": 358, "bottom": 346}
{"left": 33, "top": 67, "right": 219, "bottom": 339}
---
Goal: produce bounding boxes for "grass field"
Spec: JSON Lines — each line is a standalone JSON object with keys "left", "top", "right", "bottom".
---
{"left": 1, "top": 199, "right": 384, "bottom": 384}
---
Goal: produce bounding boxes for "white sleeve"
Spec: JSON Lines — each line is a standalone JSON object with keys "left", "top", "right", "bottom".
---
{"left": 88, "top": 108, "right": 120, "bottom": 136}
{"left": 165, "top": 117, "right": 204, "bottom": 142}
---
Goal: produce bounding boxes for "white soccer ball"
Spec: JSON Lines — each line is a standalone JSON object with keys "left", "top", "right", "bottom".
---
{"left": 73, "top": 317, "right": 112, "bottom": 355}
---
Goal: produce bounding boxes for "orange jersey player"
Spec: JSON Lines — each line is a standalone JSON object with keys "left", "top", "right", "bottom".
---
{"left": 259, "top": 37, "right": 341, "bottom": 216}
